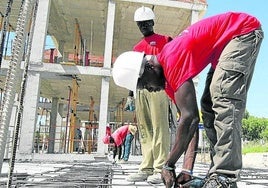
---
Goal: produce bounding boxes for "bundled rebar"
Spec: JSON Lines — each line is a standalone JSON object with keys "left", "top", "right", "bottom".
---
{"left": 0, "top": 0, "right": 33, "bottom": 179}
{"left": 7, "top": 0, "right": 38, "bottom": 187}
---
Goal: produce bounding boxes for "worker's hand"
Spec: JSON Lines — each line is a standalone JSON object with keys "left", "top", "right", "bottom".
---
{"left": 174, "top": 172, "right": 192, "bottom": 188}
{"left": 161, "top": 167, "right": 176, "bottom": 188}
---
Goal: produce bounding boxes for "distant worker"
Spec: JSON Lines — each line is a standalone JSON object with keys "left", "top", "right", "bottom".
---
{"left": 74, "top": 127, "right": 82, "bottom": 152}
{"left": 102, "top": 124, "right": 137, "bottom": 163}
{"left": 124, "top": 6, "right": 178, "bottom": 184}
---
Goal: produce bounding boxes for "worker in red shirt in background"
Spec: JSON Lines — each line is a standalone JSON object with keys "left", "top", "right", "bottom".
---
{"left": 112, "top": 12, "right": 263, "bottom": 188}
{"left": 124, "top": 6, "right": 185, "bottom": 184}
{"left": 122, "top": 6, "right": 198, "bottom": 185}
{"left": 102, "top": 124, "right": 137, "bottom": 163}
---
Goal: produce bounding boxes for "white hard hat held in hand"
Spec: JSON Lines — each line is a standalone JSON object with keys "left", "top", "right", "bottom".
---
{"left": 134, "top": 6, "right": 155, "bottom": 21}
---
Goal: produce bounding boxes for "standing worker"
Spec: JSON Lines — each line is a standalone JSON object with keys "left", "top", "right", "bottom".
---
{"left": 124, "top": 6, "right": 173, "bottom": 184}
{"left": 125, "top": 6, "right": 197, "bottom": 185}
{"left": 74, "top": 128, "right": 82, "bottom": 152}
{"left": 112, "top": 12, "right": 263, "bottom": 187}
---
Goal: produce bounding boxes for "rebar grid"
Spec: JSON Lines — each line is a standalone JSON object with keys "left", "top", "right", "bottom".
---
{"left": 0, "top": 161, "right": 268, "bottom": 187}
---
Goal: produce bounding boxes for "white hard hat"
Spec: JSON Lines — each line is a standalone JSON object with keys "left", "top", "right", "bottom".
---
{"left": 112, "top": 51, "right": 144, "bottom": 97}
{"left": 134, "top": 6, "right": 155, "bottom": 21}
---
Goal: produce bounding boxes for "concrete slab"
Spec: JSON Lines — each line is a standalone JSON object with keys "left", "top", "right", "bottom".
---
{"left": 0, "top": 153, "right": 267, "bottom": 187}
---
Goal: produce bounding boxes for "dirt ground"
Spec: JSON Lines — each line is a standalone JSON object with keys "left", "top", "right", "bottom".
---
{"left": 242, "top": 152, "right": 268, "bottom": 168}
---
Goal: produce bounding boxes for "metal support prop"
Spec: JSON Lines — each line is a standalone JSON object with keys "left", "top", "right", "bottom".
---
{"left": 89, "top": 96, "right": 95, "bottom": 122}
{"left": 0, "top": 12, "right": 4, "bottom": 29}
{"left": 73, "top": 18, "right": 83, "bottom": 65}
{"left": 68, "top": 77, "right": 79, "bottom": 152}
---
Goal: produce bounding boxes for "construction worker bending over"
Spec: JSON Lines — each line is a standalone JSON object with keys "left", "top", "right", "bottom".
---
{"left": 112, "top": 12, "right": 263, "bottom": 188}
{"left": 102, "top": 124, "right": 137, "bottom": 163}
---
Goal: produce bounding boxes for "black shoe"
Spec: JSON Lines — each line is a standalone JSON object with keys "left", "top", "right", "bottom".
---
{"left": 202, "top": 174, "right": 237, "bottom": 188}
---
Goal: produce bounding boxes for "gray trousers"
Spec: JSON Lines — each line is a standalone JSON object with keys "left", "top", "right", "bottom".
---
{"left": 201, "top": 28, "right": 264, "bottom": 181}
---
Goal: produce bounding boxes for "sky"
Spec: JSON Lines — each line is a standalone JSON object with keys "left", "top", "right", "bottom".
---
{"left": 196, "top": 0, "right": 268, "bottom": 118}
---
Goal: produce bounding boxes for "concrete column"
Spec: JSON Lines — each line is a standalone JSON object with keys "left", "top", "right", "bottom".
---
{"left": 63, "top": 52, "right": 69, "bottom": 62}
{"left": 48, "top": 97, "right": 58, "bottom": 153}
{"left": 58, "top": 103, "right": 64, "bottom": 117}
{"left": 96, "top": 0, "right": 115, "bottom": 155}
{"left": 17, "top": 73, "right": 40, "bottom": 160}
{"left": 54, "top": 103, "right": 64, "bottom": 153}
{"left": 29, "top": 0, "right": 51, "bottom": 63}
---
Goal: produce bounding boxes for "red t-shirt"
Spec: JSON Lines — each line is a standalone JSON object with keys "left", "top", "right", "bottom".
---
{"left": 133, "top": 33, "right": 171, "bottom": 55}
{"left": 111, "top": 125, "right": 130, "bottom": 146}
{"left": 157, "top": 12, "right": 261, "bottom": 101}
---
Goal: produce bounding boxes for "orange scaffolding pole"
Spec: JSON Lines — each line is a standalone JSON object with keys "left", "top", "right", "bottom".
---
{"left": 74, "top": 18, "right": 83, "bottom": 65}
{"left": 68, "top": 77, "right": 79, "bottom": 152}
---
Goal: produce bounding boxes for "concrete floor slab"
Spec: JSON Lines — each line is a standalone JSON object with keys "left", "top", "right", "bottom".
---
{"left": 0, "top": 153, "right": 267, "bottom": 187}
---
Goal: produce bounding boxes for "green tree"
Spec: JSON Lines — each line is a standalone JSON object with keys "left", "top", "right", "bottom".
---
{"left": 243, "top": 110, "right": 250, "bottom": 119}
{"left": 261, "top": 126, "right": 268, "bottom": 141}
{"left": 242, "top": 116, "right": 268, "bottom": 141}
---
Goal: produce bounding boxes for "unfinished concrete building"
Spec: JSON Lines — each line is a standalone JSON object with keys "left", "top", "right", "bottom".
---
{"left": 0, "top": 0, "right": 207, "bottom": 171}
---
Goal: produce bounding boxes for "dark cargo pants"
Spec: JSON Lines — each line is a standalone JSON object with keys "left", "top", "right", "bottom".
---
{"left": 201, "top": 27, "right": 264, "bottom": 181}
